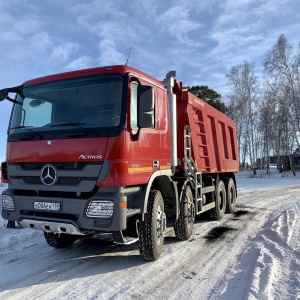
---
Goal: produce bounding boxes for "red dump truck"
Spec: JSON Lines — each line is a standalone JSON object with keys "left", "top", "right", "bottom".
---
{"left": 0, "top": 65, "right": 239, "bottom": 260}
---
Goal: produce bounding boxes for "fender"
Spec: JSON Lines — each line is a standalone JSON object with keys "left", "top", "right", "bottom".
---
{"left": 132, "top": 169, "right": 179, "bottom": 221}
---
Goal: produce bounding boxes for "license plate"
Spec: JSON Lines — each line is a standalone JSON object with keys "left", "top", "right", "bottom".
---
{"left": 34, "top": 202, "right": 60, "bottom": 211}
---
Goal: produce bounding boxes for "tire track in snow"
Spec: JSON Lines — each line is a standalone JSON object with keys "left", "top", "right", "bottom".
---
{"left": 249, "top": 201, "right": 300, "bottom": 300}
{"left": 208, "top": 190, "right": 300, "bottom": 300}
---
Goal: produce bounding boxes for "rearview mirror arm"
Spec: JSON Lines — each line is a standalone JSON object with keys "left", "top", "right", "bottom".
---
{"left": 5, "top": 95, "right": 23, "bottom": 105}
{"left": 0, "top": 85, "right": 23, "bottom": 104}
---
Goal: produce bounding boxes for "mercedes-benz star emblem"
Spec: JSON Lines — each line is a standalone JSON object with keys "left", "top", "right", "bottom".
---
{"left": 40, "top": 164, "right": 58, "bottom": 186}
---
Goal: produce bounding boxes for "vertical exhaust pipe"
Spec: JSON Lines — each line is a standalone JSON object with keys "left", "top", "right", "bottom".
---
{"left": 163, "top": 71, "right": 177, "bottom": 169}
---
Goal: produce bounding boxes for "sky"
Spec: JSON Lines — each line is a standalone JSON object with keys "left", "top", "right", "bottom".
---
{"left": 0, "top": 0, "right": 300, "bottom": 162}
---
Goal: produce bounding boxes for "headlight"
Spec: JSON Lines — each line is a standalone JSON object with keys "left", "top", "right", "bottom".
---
{"left": 86, "top": 201, "right": 114, "bottom": 218}
{"left": 2, "top": 194, "right": 15, "bottom": 211}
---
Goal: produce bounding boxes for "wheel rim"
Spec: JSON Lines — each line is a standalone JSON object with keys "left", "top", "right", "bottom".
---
{"left": 187, "top": 197, "right": 195, "bottom": 224}
{"left": 229, "top": 187, "right": 234, "bottom": 205}
{"left": 156, "top": 204, "right": 164, "bottom": 244}
{"left": 219, "top": 190, "right": 225, "bottom": 211}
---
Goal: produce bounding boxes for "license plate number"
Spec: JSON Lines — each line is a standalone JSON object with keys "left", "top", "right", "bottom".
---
{"left": 34, "top": 202, "right": 60, "bottom": 211}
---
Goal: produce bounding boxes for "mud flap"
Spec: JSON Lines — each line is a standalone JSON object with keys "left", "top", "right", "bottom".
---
{"left": 7, "top": 220, "right": 16, "bottom": 228}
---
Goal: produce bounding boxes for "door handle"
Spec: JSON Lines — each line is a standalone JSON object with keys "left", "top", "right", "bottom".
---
{"left": 153, "top": 161, "right": 160, "bottom": 168}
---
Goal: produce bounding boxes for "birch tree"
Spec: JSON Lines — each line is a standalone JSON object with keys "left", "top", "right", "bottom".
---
{"left": 226, "top": 61, "right": 260, "bottom": 171}
{"left": 264, "top": 34, "right": 300, "bottom": 153}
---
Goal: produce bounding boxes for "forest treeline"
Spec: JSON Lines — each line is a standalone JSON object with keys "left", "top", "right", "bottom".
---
{"left": 189, "top": 34, "right": 300, "bottom": 171}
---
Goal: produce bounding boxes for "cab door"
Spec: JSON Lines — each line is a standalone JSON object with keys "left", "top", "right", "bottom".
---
{"left": 127, "top": 80, "right": 161, "bottom": 184}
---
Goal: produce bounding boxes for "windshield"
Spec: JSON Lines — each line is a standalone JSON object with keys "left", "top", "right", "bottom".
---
{"left": 9, "top": 74, "right": 124, "bottom": 136}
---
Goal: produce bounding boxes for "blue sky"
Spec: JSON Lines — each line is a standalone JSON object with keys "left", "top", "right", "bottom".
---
{"left": 0, "top": 0, "right": 300, "bottom": 162}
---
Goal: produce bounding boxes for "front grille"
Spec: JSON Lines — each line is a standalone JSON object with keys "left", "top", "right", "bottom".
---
{"left": 23, "top": 177, "right": 40, "bottom": 184}
{"left": 57, "top": 177, "right": 82, "bottom": 185}
{"left": 8, "top": 162, "right": 102, "bottom": 194}
{"left": 20, "top": 210, "right": 79, "bottom": 222}
{"left": 23, "top": 177, "right": 82, "bottom": 185}
{"left": 20, "top": 162, "right": 87, "bottom": 170}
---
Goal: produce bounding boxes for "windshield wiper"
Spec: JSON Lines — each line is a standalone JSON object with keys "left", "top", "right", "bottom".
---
{"left": 10, "top": 125, "right": 42, "bottom": 140}
{"left": 49, "top": 122, "right": 87, "bottom": 127}
{"left": 49, "top": 122, "right": 97, "bottom": 137}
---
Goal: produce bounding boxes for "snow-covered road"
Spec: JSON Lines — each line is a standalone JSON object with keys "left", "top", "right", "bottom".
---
{"left": 0, "top": 177, "right": 299, "bottom": 300}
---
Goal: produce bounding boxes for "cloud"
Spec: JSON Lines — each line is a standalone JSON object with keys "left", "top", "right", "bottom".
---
{"left": 30, "top": 32, "right": 53, "bottom": 53}
{"left": 0, "top": 0, "right": 299, "bottom": 98}
{"left": 98, "top": 39, "right": 126, "bottom": 66}
{"left": 156, "top": 5, "right": 204, "bottom": 46}
{"left": 69, "top": 1, "right": 153, "bottom": 67}
{"left": 12, "top": 17, "right": 42, "bottom": 36}
{"left": 66, "top": 56, "right": 94, "bottom": 70}
{"left": 2, "top": 30, "right": 24, "bottom": 43}
{"left": 197, "top": 0, "right": 297, "bottom": 86}
{"left": 51, "top": 43, "right": 79, "bottom": 61}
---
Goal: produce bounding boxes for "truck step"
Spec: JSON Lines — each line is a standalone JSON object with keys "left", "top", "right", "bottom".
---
{"left": 126, "top": 208, "right": 141, "bottom": 218}
{"left": 113, "top": 231, "right": 139, "bottom": 245}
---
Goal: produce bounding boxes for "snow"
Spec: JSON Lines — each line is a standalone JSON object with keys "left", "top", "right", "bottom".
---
{"left": 0, "top": 172, "right": 299, "bottom": 299}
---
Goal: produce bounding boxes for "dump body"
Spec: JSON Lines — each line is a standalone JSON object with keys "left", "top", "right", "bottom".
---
{"left": 174, "top": 80, "right": 239, "bottom": 174}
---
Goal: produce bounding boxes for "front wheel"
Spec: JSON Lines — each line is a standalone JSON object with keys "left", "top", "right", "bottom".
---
{"left": 139, "top": 190, "right": 166, "bottom": 261}
{"left": 174, "top": 185, "right": 195, "bottom": 240}
{"left": 210, "top": 180, "right": 227, "bottom": 220}
{"left": 44, "top": 232, "right": 77, "bottom": 248}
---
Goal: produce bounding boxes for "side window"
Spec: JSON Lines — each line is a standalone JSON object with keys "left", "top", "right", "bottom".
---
{"left": 130, "top": 83, "right": 138, "bottom": 128}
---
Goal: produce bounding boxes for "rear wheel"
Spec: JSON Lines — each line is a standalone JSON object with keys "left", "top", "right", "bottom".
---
{"left": 210, "top": 180, "right": 226, "bottom": 220}
{"left": 225, "top": 178, "right": 236, "bottom": 213}
{"left": 139, "top": 190, "right": 166, "bottom": 261}
{"left": 174, "top": 185, "right": 195, "bottom": 240}
{"left": 44, "top": 232, "right": 77, "bottom": 248}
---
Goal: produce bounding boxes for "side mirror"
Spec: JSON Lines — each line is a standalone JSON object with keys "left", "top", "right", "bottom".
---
{"left": 0, "top": 89, "right": 8, "bottom": 101}
{"left": 137, "top": 85, "right": 154, "bottom": 128}
{"left": 0, "top": 85, "right": 23, "bottom": 104}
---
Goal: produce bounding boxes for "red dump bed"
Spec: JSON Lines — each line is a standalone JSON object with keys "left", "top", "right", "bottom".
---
{"left": 174, "top": 80, "right": 239, "bottom": 174}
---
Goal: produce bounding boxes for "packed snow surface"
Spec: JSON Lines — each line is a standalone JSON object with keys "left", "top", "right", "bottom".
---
{"left": 0, "top": 172, "right": 299, "bottom": 299}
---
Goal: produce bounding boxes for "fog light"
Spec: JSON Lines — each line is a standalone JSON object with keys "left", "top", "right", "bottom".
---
{"left": 2, "top": 194, "right": 15, "bottom": 211}
{"left": 86, "top": 201, "right": 114, "bottom": 218}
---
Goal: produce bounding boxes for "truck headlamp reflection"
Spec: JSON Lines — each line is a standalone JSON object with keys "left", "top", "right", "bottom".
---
{"left": 86, "top": 200, "right": 114, "bottom": 218}
{"left": 2, "top": 194, "right": 15, "bottom": 211}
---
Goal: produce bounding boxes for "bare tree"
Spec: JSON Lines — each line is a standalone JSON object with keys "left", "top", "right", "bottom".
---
{"left": 226, "top": 61, "right": 260, "bottom": 172}
{"left": 264, "top": 34, "right": 300, "bottom": 153}
{"left": 226, "top": 34, "right": 300, "bottom": 174}
{"left": 260, "top": 80, "right": 290, "bottom": 170}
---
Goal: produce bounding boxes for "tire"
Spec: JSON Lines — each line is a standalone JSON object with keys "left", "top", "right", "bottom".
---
{"left": 174, "top": 185, "right": 195, "bottom": 240}
{"left": 139, "top": 190, "right": 165, "bottom": 261}
{"left": 210, "top": 180, "right": 226, "bottom": 220}
{"left": 225, "top": 178, "right": 236, "bottom": 213}
{"left": 44, "top": 232, "right": 77, "bottom": 249}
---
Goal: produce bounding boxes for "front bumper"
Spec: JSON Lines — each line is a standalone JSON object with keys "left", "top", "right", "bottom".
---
{"left": 2, "top": 186, "right": 141, "bottom": 233}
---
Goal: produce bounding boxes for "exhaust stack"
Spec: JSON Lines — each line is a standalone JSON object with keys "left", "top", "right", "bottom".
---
{"left": 163, "top": 71, "right": 177, "bottom": 168}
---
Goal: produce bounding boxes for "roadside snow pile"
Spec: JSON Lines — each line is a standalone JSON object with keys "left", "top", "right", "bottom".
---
{"left": 236, "top": 170, "right": 300, "bottom": 194}
{"left": 237, "top": 169, "right": 300, "bottom": 178}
